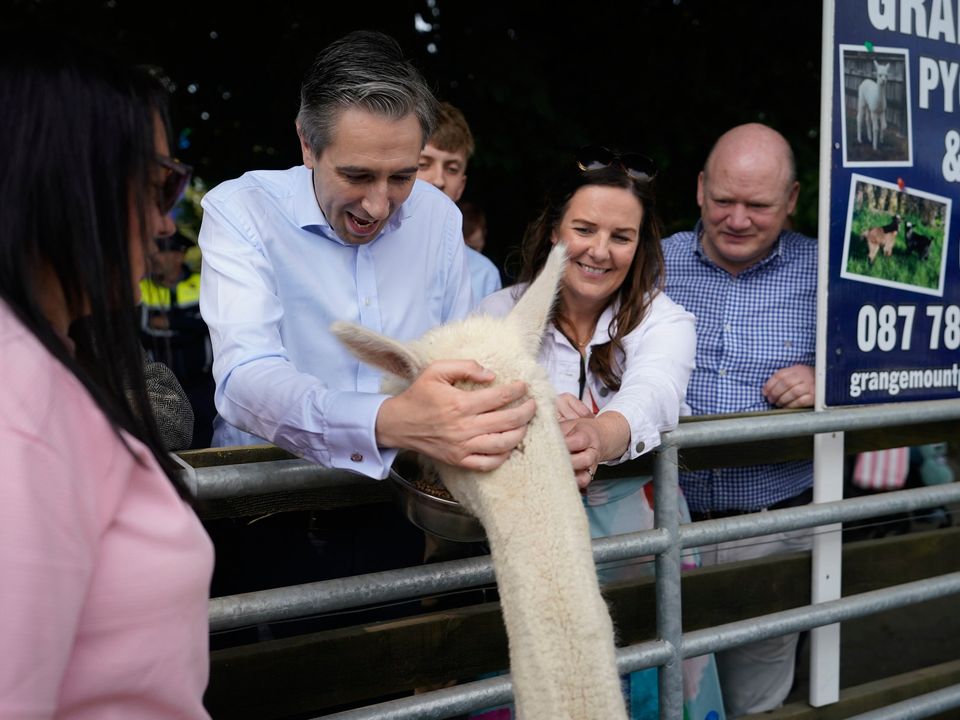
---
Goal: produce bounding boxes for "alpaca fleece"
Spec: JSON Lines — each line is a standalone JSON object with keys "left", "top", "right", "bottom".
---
{"left": 333, "top": 244, "right": 627, "bottom": 719}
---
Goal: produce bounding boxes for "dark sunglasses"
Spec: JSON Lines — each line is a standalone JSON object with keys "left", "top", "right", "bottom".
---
{"left": 156, "top": 155, "right": 193, "bottom": 214}
{"left": 575, "top": 145, "right": 658, "bottom": 182}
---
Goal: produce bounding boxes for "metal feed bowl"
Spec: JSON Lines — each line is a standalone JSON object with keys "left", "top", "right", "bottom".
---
{"left": 389, "top": 468, "right": 486, "bottom": 543}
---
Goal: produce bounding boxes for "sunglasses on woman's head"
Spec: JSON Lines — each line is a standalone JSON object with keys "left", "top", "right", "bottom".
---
{"left": 575, "top": 145, "right": 658, "bottom": 182}
{"left": 155, "top": 155, "right": 193, "bottom": 214}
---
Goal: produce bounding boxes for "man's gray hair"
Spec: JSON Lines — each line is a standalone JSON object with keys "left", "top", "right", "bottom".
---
{"left": 297, "top": 30, "right": 438, "bottom": 157}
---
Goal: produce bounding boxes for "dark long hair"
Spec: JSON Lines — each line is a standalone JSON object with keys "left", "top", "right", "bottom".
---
{"left": 517, "top": 164, "right": 664, "bottom": 392}
{"left": 0, "top": 32, "right": 188, "bottom": 497}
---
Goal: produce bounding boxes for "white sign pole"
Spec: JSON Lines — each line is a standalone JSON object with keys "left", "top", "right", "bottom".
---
{"left": 811, "top": 0, "right": 842, "bottom": 707}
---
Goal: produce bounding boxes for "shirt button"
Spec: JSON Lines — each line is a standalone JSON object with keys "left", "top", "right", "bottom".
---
{"left": 636, "top": 441, "right": 645, "bottom": 453}
{"left": 363, "top": 297, "right": 371, "bottom": 307}
{"left": 724, "top": 323, "right": 732, "bottom": 332}
{"left": 718, "top": 368, "right": 727, "bottom": 377}
{"left": 350, "top": 452, "right": 363, "bottom": 463}
{"left": 598, "top": 386, "right": 610, "bottom": 397}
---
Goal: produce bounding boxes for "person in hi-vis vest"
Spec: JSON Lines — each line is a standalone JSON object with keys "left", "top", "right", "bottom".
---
{"left": 140, "top": 231, "right": 215, "bottom": 448}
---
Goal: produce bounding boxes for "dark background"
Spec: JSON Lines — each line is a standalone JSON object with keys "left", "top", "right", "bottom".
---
{"left": 5, "top": 0, "right": 824, "bottom": 275}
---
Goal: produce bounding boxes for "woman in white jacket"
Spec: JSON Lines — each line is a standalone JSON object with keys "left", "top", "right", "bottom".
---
{"left": 478, "top": 146, "right": 725, "bottom": 719}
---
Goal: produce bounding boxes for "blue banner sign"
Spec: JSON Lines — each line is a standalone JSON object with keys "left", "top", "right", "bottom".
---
{"left": 826, "top": 0, "right": 960, "bottom": 405}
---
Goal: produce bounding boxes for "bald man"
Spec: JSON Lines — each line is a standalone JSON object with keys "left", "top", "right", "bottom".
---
{"left": 662, "top": 123, "right": 818, "bottom": 717}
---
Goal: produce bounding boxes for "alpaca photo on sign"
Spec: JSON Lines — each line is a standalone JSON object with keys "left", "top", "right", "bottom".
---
{"left": 859, "top": 60, "right": 890, "bottom": 150}
{"left": 839, "top": 46, "right": 912, "bottom": 166}
{"left": 841, "top": 174, "right": 950, "bottom": 297}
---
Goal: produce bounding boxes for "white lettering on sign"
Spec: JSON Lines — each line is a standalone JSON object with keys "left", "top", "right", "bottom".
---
{"left": 848, "top": 363, "right": 960, "bottom": 397}
{"left": 857, "top": 303, "right": 960, "bottom": 352}
{"left": 867, "top": 0, "right": 960, "bottom": 39}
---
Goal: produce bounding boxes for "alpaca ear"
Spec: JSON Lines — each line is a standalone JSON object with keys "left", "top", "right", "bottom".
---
{"left": 509, "top": 242, "right": 566, "bottom": 356}
{"left": 331, "top": 322, "right": 423, "bottom": 381}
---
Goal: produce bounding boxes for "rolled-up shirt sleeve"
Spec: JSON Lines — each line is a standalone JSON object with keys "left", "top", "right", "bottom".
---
{"left": 599, "top": 293, "right": 696, "bottom": 464}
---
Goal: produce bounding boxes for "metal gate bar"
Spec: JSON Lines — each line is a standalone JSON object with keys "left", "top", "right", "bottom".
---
{"left": 209, "top": 483, "right": 960, "bottom": 632}
{"left": 845, "top": 683, "right": 960, "bottom": 720}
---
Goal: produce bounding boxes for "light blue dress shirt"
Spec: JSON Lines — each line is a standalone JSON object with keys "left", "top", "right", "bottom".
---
{"left": 198, "top": 167, "right": 472, "bottom": 479}
{"left": 464, "top": 247, "right": 502, "bottom": 305}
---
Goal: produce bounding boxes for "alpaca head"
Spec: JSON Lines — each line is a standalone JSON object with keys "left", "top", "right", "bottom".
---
{"left": 874, "top": 60, "right": 890, "bottom": 86}
{"left": 331, "top": 242, "right": 568, "bottom": 395}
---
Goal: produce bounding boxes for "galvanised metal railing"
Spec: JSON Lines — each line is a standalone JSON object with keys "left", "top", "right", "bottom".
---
{"left": 202, "top": 399, "right": 960, "bottom": 720}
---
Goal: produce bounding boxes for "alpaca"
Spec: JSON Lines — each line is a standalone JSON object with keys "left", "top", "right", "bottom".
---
{"left": 333, "top": 243, "right": 628, "bottom": 720}
{"left": 862, "top": 214, "right": 899, "bottom": 264}
{"left": 857, "top": 61, "right": 890, "bottom": 151}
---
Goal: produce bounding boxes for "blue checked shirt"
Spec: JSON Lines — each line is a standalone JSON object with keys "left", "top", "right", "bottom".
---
{"left": 662, "top": 222, "right": 818, "bottom": 512}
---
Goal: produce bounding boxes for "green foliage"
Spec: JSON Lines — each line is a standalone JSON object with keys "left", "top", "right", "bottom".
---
{"left": 846, "top": 211, "right": 943, "bottom": 290}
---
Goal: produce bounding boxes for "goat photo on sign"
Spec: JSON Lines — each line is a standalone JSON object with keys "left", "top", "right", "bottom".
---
{"left": 841, "top": 174, "right": 951, "bottom": 297}
{"left": 839, "top": 46, "right": 912, "bottom": 166}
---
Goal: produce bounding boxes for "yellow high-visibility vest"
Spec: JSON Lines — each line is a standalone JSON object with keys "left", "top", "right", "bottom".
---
{"left": 140, "top": 273, "right": 201, "bottom": 310}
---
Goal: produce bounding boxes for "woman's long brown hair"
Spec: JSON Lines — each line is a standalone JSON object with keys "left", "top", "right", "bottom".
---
{"left": 515, "top": 164, "right": 664, "bottom": 392}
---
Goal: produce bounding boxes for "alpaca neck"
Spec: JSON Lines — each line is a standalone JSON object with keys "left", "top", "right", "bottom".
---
{"left": 444, "top": 413, "right": 627, "bottom": 720}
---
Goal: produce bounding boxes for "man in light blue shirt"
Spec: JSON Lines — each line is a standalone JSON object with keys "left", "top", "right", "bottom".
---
{"left": 198, "top": 31, "right": 534, "bottom": 481}
{"left": 416, "top": 101, "right": 502, "bottom": 305}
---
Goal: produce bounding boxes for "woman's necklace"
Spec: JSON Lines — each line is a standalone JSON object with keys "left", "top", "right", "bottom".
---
{"left": 566, "top": 326, "right": 594, "bottom": 352}
{"left": 558, "top": 312, "right": 596, "bottom": 353}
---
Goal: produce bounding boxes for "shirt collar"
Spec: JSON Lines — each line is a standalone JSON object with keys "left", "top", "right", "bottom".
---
{"left": 292, "top": 165, "right": 412, "bottom": 246}
{"left": 692, "top": 219, "right": 786, "bottom": 276}
{"left": 293, "top": 165, "right": 330, "bottom": 234}
{"left": 548, "top": 301, "right": 618, "bottom": 349}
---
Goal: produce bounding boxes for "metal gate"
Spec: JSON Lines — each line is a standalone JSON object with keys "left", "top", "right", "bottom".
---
{"left": 196, "top": 399, "right": 960, "bottom": 719}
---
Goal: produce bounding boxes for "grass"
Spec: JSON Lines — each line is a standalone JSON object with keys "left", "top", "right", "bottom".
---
{"left": 846, "top": 210, "right": 943, "bottom": 290}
